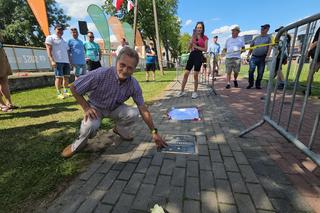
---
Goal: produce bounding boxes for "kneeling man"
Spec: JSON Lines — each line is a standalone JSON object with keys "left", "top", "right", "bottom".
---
{"left": 62, "top": 47, "right": 167, "bottom": 157}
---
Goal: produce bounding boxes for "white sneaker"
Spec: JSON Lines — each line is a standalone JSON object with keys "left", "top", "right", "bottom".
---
{"left": 177, "top": 91, "right": 186, "bottom": 97}
{"left": 191, "top": 92, "right": 198, "bottom": 99}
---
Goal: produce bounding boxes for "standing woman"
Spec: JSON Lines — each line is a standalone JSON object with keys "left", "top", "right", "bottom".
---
{"left": 177, "top": 22, "right": 208, "bottom": 99}
{"left": 0, "top": 32, "right": 16, "bottom": 112}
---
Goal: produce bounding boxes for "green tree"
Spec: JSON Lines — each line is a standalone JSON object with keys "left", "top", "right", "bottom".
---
{"left": 179, "top": 33, "right": 192, "bottom": 54}
{"left": 103, "top": 0, "right": 180, "bottom": 63}
{"left": 0, "top": 0, "right": 70, "bottom": 47}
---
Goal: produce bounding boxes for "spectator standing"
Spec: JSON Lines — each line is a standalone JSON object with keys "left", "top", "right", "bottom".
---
{"left": 274, "top": 27, "right": 291, "bottom": 90}
{"left": 145, "top": 42, "right": 157, "bottom": 81}
{"left": 68, "top": 28, "right": 86, "bottom": 80}
{"left": 177, "top": 21, "right": 208, "bottom": 99}
{"left": 208, "top": 35, "right": 221, "bottom": 76}
{"left": 246, "top": 24, "right": 272, "bottom": 89}
{"left": 306, "top": 26, "right": 320, "bottom": 95}
{"left": 45, "top": 24, "right": 71, "bottom": 99}
{"left": 0, "top": 32, "right": 16, "bottom": 112}
{"left": 84, "top": 32, "right": 102, "bottom": 71}
{"left": 223, "top": 26, "right": 245, "bottom": 89}
{"left": 116, "top": 38, "right": 128, "bottom": 56}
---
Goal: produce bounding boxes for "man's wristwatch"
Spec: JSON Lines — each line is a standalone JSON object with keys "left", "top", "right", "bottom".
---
{"left": 151, "top": 128, "right": 158, "bottom": 134}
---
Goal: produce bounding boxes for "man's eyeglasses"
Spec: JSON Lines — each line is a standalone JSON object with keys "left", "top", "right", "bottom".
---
{"left": 89, "top": 36, "right": 94, "bottom": 38}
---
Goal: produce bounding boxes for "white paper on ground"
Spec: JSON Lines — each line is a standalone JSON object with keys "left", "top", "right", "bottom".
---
{"left": 167, "top": 107, "right": 199, "bottom": 120}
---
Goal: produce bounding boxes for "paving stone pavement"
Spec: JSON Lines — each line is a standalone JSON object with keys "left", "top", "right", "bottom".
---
{"left": 47, "top": 75, "right": 317, "bottom": 213}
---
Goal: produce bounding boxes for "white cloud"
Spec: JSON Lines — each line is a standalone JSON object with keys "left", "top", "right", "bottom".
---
{"left": 87, "top": 23, "right": 98, "bottom": 32}
{"left": 239, "top": 30, "right": 259, "bottom": 36}
{"left": 55, "top": 0, "right": 103, "bottom": 19}
{"left": 211, "top": 24, "right": 238, "bottom": 34}
{"left": 211, "top": 17, "right": 220, "bottom": 21}
{"left": 185, "top": 19, "right": 193, "bottom": 26}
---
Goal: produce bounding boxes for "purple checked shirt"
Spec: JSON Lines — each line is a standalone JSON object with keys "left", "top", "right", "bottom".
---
{"left": 74, "top": 67, "right": 144, "bottom": 111}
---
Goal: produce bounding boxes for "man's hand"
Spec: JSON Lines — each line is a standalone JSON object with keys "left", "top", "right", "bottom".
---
{"left": 152, "top": 133, "right": 168, "bottom": 149}
{"left": 51, "top": 60, "right": 57, "bottom": 68}
{"left": 84, "top": 107, "right": 98, "bottom": 122}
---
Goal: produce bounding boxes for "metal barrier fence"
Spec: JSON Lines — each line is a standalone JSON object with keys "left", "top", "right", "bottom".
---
{"left": 4, "top": 45, "right": 146, "bottom": 72}
{"left": 240, "top": 13, "right": 320, "bottom": 166}
{"left": 200, "top": 53, "right": 218, "bottom": 95}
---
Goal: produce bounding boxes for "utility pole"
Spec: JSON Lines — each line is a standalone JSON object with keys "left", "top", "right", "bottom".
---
{"left": 152, "top": 0, "right": 164, "bottom": 74}
{"left": 133, "top": 0, "right": 138, "bottom": 46}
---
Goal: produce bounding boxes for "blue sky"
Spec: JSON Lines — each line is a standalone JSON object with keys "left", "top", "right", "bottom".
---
{"left": 178, "top": 0, "right": 320, "bottom": 35}
{"left": 55, "top": 0, "right": 320, "bottom": 45}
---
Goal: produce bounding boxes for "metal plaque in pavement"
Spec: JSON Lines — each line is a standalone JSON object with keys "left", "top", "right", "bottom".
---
{"left": 161, "top": 135, "right": 197, "bottom": 154}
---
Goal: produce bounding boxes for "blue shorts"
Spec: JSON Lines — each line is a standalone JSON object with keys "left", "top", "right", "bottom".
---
{"left": 55, "top": 63, "right": 70, "bottom": 77}
{"left": 73, "top": 64, "right": 86, "bottom": 77}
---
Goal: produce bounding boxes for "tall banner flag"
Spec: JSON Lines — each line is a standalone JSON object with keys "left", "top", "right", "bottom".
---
{"left": 122, "top": 22, "right": 134, "bottom": 48}
{"left": 27, "top": 0, "right": 49, "bottom": 36}
{"left": 135, "top": 29, "right": 143, "bottom": 47}
{"left": 87, "top": 4, "right": 111, "bottom": 50}
{"left": 113, "top": 0, "right": 125, "bottom": 10}
{"left": 108, "top": 16, "right": 125, "bottom": 43}
{"left": 127, "top": 0, "right": 134, "bottom": 12}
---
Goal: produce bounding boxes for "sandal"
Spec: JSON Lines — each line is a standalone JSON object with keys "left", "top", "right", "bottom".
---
{"left": 7, "top": 104, "right": 18, "bottom": 109}
{"left": 0, "top": 105, "right": 12, "bottom": 112}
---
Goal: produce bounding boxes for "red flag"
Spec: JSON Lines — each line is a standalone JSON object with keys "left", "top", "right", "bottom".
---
{"left": 127, "top": 0, "right": 134, "bottom": 12}
{"left": 113, "top": 0, "right": 125, "bottom": 10}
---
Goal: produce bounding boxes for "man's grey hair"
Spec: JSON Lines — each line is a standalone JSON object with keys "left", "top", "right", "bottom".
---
{"left": 116, "top": 46, "right": 139, "bottom": 67}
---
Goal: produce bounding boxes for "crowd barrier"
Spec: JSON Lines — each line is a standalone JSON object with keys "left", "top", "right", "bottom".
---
{"left": 239, "top": 13, "right": 320, "bottom": 166}
{"left": 4, "top": 45, "right": 146, "bottom": 73}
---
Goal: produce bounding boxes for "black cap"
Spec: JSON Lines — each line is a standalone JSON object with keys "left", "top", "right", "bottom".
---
{"left": 261, "top": 24, "right": 270, "bottom": 28}
{"left": 214, "top": 36, "right": 218, "bottom": 38}
{"left": 54, "top": 24, "right": 64, "bottom": 30}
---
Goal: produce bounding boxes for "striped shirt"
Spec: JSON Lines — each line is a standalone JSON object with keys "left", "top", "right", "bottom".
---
{"left": 74, "top": 67, "right": 144, "bottom": 111}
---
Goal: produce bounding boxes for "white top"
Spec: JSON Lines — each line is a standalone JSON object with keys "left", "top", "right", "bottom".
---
{"left": 224, "top": 37, "right": 245, "bottom": 59}
{"left": 116, "top": 45, "right": 127, "bottom": 56}
{"left": 45, "top": 34, "right": 70, "bottom": 63}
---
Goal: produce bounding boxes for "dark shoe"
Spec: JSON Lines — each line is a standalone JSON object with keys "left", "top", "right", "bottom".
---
{"left": 302, "top": 90, "right": 312, "bottom": 96}
{"left": 225, "top": 84, "right": 231, "bottom": 89}
{"left": 234, "top": 80, "right": 238, "bottom": 88}
{"left": 61, "top": 144, "right": 74, "bottom": 158}
{"left": 113, "top": 128, "right": 134, "bottom": 141}
{"left": 256, "top": 86, "right": 262, "bottom": 89}
{"left": 246, "top": 85, "right": 253, "bottom": 89}
{"left": 277, "top": 83, "right": 284, "bottom": 90}
{"left": 7, "top": 104, "right": 18, "bottom": 109}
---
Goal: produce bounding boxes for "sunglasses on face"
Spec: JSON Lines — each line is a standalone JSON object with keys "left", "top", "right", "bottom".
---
{"left": 89, "top": 36, "right": 94, "bottom": 38}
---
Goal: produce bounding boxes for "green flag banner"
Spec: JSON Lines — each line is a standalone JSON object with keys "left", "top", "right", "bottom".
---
{"left": 122, "top": 22, "right": 134, "bottom": 48}
{"left": 87, "top": 4, "right": 111, "bottom": 50}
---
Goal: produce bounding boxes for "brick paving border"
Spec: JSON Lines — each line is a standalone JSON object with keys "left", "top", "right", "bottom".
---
{"left": 47, "top": 74, "right": 318, "bottom": 213}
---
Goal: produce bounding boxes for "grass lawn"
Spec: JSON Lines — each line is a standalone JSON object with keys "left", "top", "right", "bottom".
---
{"left": 0, "top": 70, "right": 176, "bottom": 212}
{"left": 237, "top": 62, "right": 320, "bottom": 96}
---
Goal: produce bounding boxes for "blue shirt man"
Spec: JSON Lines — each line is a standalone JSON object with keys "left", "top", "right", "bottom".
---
{"left": 208, "top": 36, "right": 220, "bottom": 56}
{"left": 208, "top": 36, "right": 221, "bottom": 75}
{"left": 68, "top": 28, "right": 86, "bottom": 79}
